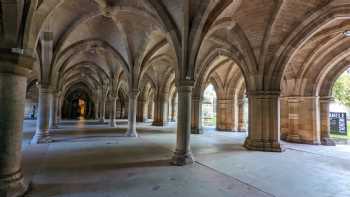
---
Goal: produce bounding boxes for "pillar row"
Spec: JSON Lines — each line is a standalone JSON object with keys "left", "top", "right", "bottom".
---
{"left": 31, "top": 85, "right": 52, "bottom": 144}
{"left": 99, "top": 97, "right": 106, "bottom": 123}
{"left": 244, "top": 92, "right": 284, "bottom": 152}
{"left": 152, "top": 92, "right": 169, "bottom": 126}
{"left": 49, "top": 92, "right": 58, "bottom": 129}
{"left": 170, "top": 97, "right": 177, "bottom": 122}
{"left": 238, "top": 98, "right": 247, "bottom": 132}
{"left": 136, "top": 98, "right": 147, "bottom": 122}
{"left": 95, "top": 98, "right": 100, "bottom": 120}
{"left": 109, "top": 97, "right": 117, "bottom": 127}
{"left": 191, "top": 97, "right": 203, "bottom": 134}
{"left": 172, "top": 85, "right": 194, "bottom": 165}
{"left": 216, "top": 98, "right": 239, "bottom": 132}
{"left": 147, "top": 100, "right": 154, "bottom": 120}
{"left": 56, "top": 91, "right": 62, "bottom": 125}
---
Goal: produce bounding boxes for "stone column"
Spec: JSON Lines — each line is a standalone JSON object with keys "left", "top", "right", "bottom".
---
{"left": 216, "top": 98, "right": 238, "bottom": 131}
{"left": 99, "top": 98, "right": 106, "bottom": 123}
{"left": 238, "top": 98, "right": 247, "bottom": 132}
{"left": 0, "top": 70, "right": 28, "bottom": 197}
{"left": 136, "top": 98, "right": 146, "bottom": 122}
{"left": 171, "top": 97, "right": 177, "bottom": 122}
{"left": 172, "top": 85, "right": 194, "bottom": 165}
{"left": 109, "top": 97, "right": 117, "bottom": 127}
{"left": 49, "top": 92, "right": 58, "bottom": 129}
{"left": 56, "top": 91, "right": 62, "bottom": 124}
{"left": 191, "top": 96, "right": 203, "bottom": 134}
{"left": 95, "top": 99, "right": 100, "bottom": 120}
{"left": 125, "top": 90, "right": 139, "bottom": 137}
{"left": 116, "top": 99, "right": 122, "bottom": 119}
{"left": 244, "top": 91, "right": 284, "bottom": 152}
{"left": 285, "top": 97, "right": 302, "bottom": 143}
{"left": 152, "top": 92, "right": 169, "bottom": 126}
{"left": 124, "top": 101, "right": 129, "bottom": 119}
{"left": 320, "top": 97, "right": 336, "bottom": 146}
{"left": 147, "top": 100, "right": 153, "bottom": 119}
{"left": 31, "top": 84, "right": 52, "bottom": 144}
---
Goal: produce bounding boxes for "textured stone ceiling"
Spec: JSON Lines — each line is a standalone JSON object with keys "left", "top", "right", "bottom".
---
{"left": 18, "top": 0, "right": 350, "bottom": 97}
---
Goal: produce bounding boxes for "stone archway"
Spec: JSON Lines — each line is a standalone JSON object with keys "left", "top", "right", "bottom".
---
{"left": 62, "top": 85, "right": 95, "bottom": 120}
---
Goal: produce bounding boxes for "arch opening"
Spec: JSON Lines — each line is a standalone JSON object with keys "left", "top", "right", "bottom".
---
{"left": 62, "top": 88, "right": 95, "bottom": 120}
{"left": 201, "top": 84, "right": 217, "bottom": 130}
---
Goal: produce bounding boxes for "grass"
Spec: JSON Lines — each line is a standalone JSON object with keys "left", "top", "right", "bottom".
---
{"left": 330, "top": 121, "right": 350, "bottom": 139}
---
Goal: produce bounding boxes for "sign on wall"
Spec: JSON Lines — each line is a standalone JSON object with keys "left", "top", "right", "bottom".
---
{"left": 330, "top": 112, "right": 347, "bottom": 135}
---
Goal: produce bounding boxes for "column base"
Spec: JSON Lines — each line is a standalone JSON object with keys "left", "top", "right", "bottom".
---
{"left": 31, "top": 132, "right": 52, "bottom": 144}
{"left": 191, "top": 128, "right": 203, "bottom": 134}
{"left": 125, "top": 130, "right": 138, "bottom": 137}
{"left": 286, "top": 134, "right": 302, "bottom": 143}
{"left": 152, "top": 122, "right": 168, "bottom": 127}
{"left": 237, "top": 128, "right": 247, "bottom": 132}
{"left": 244, "top": 138, "right": 284, "bottom": 152}
{"left": 0, "top": 171, "right": 27, "bottom": 197}
{"left": 49, "top": 125, "right": 59, "bottom": 130}
{"left": 99, "top": 119, "right": 105, "bottom": 124}
{"left": 217, "top": 128, "right": 234, "bottom": 132}
{"left": 110, "top": 120, "right": 116, "bottom": 127}
{"left": 321, "top": 137, "right": 336, "bottom": 146}
{"left": 171, "top": 150, "right": 194, "bottom": 166}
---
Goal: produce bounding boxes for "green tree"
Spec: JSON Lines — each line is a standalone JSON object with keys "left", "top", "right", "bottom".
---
{"left": 332, "top": 72, "right": 350, "bottom": 107}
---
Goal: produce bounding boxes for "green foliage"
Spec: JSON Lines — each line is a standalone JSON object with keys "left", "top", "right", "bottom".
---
{"left": 332, "top": 72, "right": 350, "bottom": 107}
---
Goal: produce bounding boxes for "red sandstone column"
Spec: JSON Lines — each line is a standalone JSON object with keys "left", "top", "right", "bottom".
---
{"left": 320, "top": 97, "right": 336, "bottom": 146}
{"left": 244, "top": 91, "right": 284, "bottom": 152}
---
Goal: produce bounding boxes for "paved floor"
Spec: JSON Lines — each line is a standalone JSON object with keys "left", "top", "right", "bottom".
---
{"left": 22, "top": 120, "right": 350, "bottom": 197}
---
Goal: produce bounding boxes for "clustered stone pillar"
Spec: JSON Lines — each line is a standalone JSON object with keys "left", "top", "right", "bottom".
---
{"left": 172, "top": 84, "right": 194, "bottom": 165}
{"left": 216, "top": 98, "right": 238, "bottom": 131}
{"left": 0, "top": 68, "right": 28, "bottom": 197}
{"left": 109, "top": 96, "right": 117, "bottom": 127}
{"left": 244, "top": 91, "right": 283, "bottom": 152}
{"left": 125, "top": 90, "right": 139, "bottom": 137}
{"left": 56, "top": 91, "right": 62, "bottom": 124}
{"left": 123, "top": 100, "right": 129, "bottom": 119}
{"left": 31, "top": 84, "right": 52, "bottom": 144}
{"left": 136, "top": 98, "right": 147, "bottom": 122}
{"left": 238, "top": 97, "right": 247, "bottom": 132}
{"left": 147, "top": 100, "right": 153, "bottom": 119}
{"left": 320, "top": 97, "right": 336, "bottom": 146}
{"left": 191, "top": 96, "right": 203, "bottom": 134}
{"left": 152, "top": 92, "right": 169, "bottom": 126}
{"left": 99, "top": 97, "right": 106, "bottom": 123}
{"left": 95, "top": 98, "right": 100, "bottom": 120}
{"left": 285, "top": 97, "right": 302, "bottom": 143}
{"left": 170, "top": 96, "right": 177, "bottom": 122}
{"left": 49, "top": 92, "right": 58, "bottom": 129}
{"left": 116, "top": 100, "right": 123, "bottom": 119}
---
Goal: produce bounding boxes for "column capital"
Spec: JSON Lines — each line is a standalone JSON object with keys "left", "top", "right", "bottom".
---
{"left": 129, "top": 89, "right": 140, "bottom": 98}
{"left": 0, "top": 50, "right": 34, "bottom": 76}
{"left": 319, "top": 96, "right": 335, "bottom": 103}
{"left": 37, "top": 83, "right": 55, "bottom": 92}
{"left": 57, "top": 90, "right": 62, "bottom": 97}
{"left": 177, "top": 85, "right": 193, "bottom": 93}
{"left": 176, "top": 80, "right": 195, "bottom": 88}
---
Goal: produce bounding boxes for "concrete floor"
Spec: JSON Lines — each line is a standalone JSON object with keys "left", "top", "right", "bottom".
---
{"left": 22, "top": 120, "right": 350, "bottom": 197}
